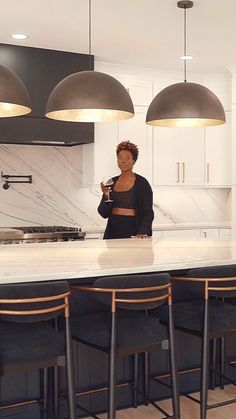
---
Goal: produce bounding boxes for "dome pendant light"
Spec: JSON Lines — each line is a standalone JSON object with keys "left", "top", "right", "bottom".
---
{"left": 46, "top": 0, "right": 134, "bottom": 123}
{"left": 146, "top": 0, "right": 225, "bottom": 128}
{"left": 0, "top": 64, "right": 31, "bottom": 117}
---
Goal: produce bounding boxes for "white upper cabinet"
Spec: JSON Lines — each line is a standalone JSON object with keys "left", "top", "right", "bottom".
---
{"left": 116, "top": 77, "right": 153, "bottom": 106}
{"left": 118, "top": 106, "right": 152, "bottom": 182}
{"left": 124, "top": 78, "right": 153, "bottom": 106}
{"left": 93, "top": 106, "right": 152, "bottom": 184}
{"left": 153, "top": 127, "right": 205, "bottom": 186}
{"left": 91, "top": 69, "right": 231, "bottom": 188}
{"left": 205, "top": 111, "right": 231, "bottom": 186}
{"left": 94, "top": 121, "right": 120, "bottom": 184}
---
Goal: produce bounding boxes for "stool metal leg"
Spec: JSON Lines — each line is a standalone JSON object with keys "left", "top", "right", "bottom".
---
{"left": 144, "top": 352, "right": 149, "bottom": 406}
{"left": 220, "top": 337, "right": 225, "bottom": 389}
{"left": 201, "top": 298, "right": 209, "bottom": 419}
{"left": 65, "top": 317, "right": 77, "bottom": 419}
{"left": 40, "top": 368, "right": 48, "bottom": 419}
{"left": 54, "top": 366, "right": 59, "bottom": 419}
{"left": 133, "top": 353, "right": 139, "bottom": 408}
{"left": 109, "top": 311, "right": 117, "bottom": 419}
{"left": 211, "top": 339, "right": 217, "bottom": 390}
{"left": 43, "top": 368, "right": 48, "bottom": 418}
{"left": 168, "top": 304, "right": 180, "bottom": 419}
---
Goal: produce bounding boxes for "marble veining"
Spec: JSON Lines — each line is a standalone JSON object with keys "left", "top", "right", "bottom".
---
{"left": 153, "top": 202, "right": 181, "bottom": 224}
{"left": 0, "top": 237, "right": 235, "bottom": 284}
{"left": 0, "top": 145, "right": 231, "bottom": 231}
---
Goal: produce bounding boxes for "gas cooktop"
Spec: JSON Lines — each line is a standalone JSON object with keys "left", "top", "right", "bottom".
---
{"left": 0, "top": 226, "right": 86, "bottom": 244}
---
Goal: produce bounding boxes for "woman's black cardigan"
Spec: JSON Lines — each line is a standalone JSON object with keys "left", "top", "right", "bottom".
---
{"left": 97, "top": 174, "right": 154, "bottom": 239}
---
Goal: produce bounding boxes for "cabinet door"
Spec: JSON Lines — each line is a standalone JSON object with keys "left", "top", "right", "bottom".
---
{"left": 162, "top": 229, "right": 200, "bottom": 238}
{"left": 152, "top": 231, "right": 162, "bottom": 239}
{"left": 218, "top": 228, "right": 231, "bottom": 241}
{"left": 205, "top": 111, "right": 231, "bottom": 186}
{"left": 153, "top": 127, "right": 205, "bottom": 186}
{"left": 180, "top": 128, "right": 205, "bottom": 185}
{"left": 200, "top": 229, "right": 219, "bottom": 239}
{"left": 118, "top": 106, "right": 153, "bottom": 182}
{"left": 94, "top": 122, "right": 120, "bottom": 184}
{"left": 124, "top": 78, "right": 153, "bottom": 106}
{"left": 116, "top": 77, "right": 153, "bottom": 106}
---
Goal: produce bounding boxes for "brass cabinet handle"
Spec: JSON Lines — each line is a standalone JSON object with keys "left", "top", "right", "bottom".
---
{"left": 177, "top": 162, "right": 180, "bottom": 183}
{"left": 182, "top": 162, "right": 185, "bottom": 183}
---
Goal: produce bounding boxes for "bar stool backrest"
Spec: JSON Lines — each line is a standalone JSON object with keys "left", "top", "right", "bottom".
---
{"left": 187, "top": 265, "right": 236, "bottom": 298}
{"left": 93, "top": 273, "right": 171, "bottom": 310}
{"left": 0, "top": 281, "right": 69, "bottom": 322}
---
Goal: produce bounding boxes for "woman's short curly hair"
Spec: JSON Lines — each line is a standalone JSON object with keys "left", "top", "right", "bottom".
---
{"left": 116, "top": 140, "right": 139, "bottom": 162}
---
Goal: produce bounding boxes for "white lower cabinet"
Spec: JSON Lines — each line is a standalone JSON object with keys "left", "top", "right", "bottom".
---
{"left": 86, "top": 228, "right": 231, "bottom": 241}
{"left": 85, "top": 232, "right": 103, "bottom": 239}
{"left": 158, "top": 228, "right": 231, "bottom": 240}
{"left": 218, "top": 229, "right": 231, "bottom": 241}
{"left": 200, "top": 229, "right": 219, "bottom": 239}
{"left": 152, "top": 231, "right": 162, "bottom": 239}
{"left": 161, "top": 229, "right": 200, "bottom": 238}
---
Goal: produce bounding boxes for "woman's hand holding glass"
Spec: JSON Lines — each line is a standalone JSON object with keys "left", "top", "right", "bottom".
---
{"left": 101, "top": 177, "right": 114, "bottom": 203}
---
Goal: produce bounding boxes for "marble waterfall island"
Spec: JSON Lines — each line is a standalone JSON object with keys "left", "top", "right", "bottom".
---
{"left": 0, "top": 237, "right": 235, "bottom": 284}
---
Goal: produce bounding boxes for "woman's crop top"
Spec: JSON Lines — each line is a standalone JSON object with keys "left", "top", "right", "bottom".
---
{"left": 111, "top": 186, "right": 135, "bottom": 209}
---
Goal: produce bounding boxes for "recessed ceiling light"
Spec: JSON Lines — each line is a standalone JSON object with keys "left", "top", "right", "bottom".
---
{"left": 11, "top": 33, "right": 29, "bottom": 40}
{"left": 180, "top": 55, "right": 193, "bottom": 60}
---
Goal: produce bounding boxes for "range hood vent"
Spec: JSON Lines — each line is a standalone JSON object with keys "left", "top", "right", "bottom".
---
{"left": 0, "top": 44, "right": 94, "bottom": 147}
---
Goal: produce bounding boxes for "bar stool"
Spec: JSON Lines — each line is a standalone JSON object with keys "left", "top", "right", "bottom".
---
{"left": 70, "top": 273, "right": 180, "bottom": 419}
{"left": 0, "top": 281, "right": 76, "bottom": 419}
{"left": 159, "top": 265, "right": 236, "bottom": 419}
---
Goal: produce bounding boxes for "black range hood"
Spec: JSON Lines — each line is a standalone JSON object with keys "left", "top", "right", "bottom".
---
{"left": 0, "top": 43, "right": 94, "bottom": 147}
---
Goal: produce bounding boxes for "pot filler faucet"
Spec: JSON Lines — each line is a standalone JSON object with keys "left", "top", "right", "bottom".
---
{"left": 1, "top": 171, "right": 32, "bottom": 190}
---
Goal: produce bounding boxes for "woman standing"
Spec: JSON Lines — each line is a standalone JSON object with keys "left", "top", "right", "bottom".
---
{"left": 98, "top": 140, "right": 154, "bottom": 239}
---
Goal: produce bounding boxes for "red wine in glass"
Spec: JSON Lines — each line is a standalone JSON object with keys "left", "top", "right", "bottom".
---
{"left": 102, "top": 177, "right": 114, "bottom": 203}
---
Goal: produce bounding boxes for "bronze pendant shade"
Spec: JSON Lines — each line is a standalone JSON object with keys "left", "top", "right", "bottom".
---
{"left": 0, "top": 64, "right": 31, "bottom": 117}
{"left": 146, "top": 82, "right": 226, "bottom": 127}
{"left": 146, "top": 0, "right": 226, "bottom": 128}
{"left": 46, "top": 70, "right": 134, "bottom": 122}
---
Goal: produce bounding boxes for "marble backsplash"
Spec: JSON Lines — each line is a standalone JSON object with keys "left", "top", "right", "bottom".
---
{"left": 0, "top": 145, "right": 231, "bottom": 230}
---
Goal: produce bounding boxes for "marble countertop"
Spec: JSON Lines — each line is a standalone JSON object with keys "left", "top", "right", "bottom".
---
{"left": 152, "top": 222, "right": 231, "bottom": 231}
{"left": 85, "top": 222, "right": 231, "bottom": 234}
{"left": 0, "top": 237, "right": 236, "bottom": 285}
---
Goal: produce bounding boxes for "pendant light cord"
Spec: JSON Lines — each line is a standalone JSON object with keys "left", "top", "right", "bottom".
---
{"left": 88, "top": 0, "right": 92, "bottom": 70}
{"left": 184, "top": 6, "right": 187, "bottom": 82}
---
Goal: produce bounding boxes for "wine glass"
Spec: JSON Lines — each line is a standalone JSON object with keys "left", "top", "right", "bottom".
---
{"left": 102, "top": 177, "right": 114, "bottom": 203}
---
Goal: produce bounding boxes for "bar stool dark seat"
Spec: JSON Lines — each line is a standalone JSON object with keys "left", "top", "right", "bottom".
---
{"left": 159, "top": 265, "right": 236, "bottom": 419}
{"left": 70, "top": 272, "right": 180, "bottom": 419}
{"left": 0, "top": 281, "right": 76, "bottom": 419}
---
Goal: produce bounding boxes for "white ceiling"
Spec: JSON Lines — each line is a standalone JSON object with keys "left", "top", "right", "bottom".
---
{"left": 1, "top": 0, "right": 235, "bottom": 74}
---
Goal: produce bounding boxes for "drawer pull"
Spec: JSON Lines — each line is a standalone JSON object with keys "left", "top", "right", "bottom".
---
{"left": 177, "top": 162, "right": 180, "bottom": 183}
{"left": 182, "top": 162, "right": 185, "bottom": 183}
